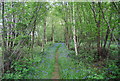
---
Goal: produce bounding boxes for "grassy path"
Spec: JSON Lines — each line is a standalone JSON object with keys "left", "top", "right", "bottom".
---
{"left": 52, "top": 50, "right": 60, "bottom": 79}
{"left": 29, "top": 43, "right": 62, "bottom": 79}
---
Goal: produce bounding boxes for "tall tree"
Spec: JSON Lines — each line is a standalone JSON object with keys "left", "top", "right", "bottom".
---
{"left": 72, "top": 2, "right": 78, "bottom": 56}
{"left": 91, "top": 2, "right": 101, "bottom": 60}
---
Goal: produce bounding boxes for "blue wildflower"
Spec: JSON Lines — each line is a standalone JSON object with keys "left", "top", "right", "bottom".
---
{"left": 76, "top": 70, "right": 80, "bottom": 73}
{"left": 83, "top": 76, "right": 87, "bottom": 79}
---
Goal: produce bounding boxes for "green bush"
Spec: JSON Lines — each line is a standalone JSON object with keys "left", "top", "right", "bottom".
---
{"left": 3, "top": 58, "right": 33, "bottom": 79}
{"left": 110, "top": 44, "right": 118, "bottom": 50}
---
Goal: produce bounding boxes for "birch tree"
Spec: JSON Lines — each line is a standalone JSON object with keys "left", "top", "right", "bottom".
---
{"left": 72, "top": 2, "right": 78, "bottom": 56}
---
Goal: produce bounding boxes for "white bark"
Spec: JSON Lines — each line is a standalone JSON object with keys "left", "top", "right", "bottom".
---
{"left": 72, "top": 2, "right": 78, "bottom": 56}
{"left": 73, "top": 27, "right": 78, "bottom": 56}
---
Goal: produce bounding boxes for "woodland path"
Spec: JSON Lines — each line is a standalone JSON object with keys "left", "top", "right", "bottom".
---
{"left": 51, "top": 43, "right": 70, "bottom": 79}
{"left": 52, "top": 43, "right": 73, "bottom": 79}
{"left": 51, "top": 43, "right": 62, "bottom": 79}
{"left": 52, "top": 49, "right": 60, "bottom": 79}
{"left": 31, "top": 43, "right": 67, "bottom": 79}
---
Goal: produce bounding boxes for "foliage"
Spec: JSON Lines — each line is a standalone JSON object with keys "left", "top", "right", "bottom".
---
{"left": 2, "top": 44, "right": 56, "bottom": 79}
{"left": 0, "top": 1, "right": 119, "bottom": 79}
{"left": 59, "top": 43, "right": 120, "bottom": 79}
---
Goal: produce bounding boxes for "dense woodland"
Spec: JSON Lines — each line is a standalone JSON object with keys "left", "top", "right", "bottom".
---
{"left": 0, "top": 1, "right": 120, "bottom": 79}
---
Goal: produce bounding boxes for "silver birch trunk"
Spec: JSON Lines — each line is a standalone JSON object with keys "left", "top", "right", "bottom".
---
{"left": 72, "top": 2, "right": 78, "bottom": 56}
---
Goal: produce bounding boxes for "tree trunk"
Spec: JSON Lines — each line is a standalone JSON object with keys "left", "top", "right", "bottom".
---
{"left": 99, "top": 4, "right": 112, "bottom": 48}
{"left": 64, "top": 22, "right": 69, "bottom": 49}
{"left": 63, "top": 3, "right": 70, "bottom": 49}
{"left": 96, "top": 20, "right": 101, "bottom": 59}
{"left": 73, "top": 27, "right": 78, "bottom": 56}
{"left": 42, "top": 18, "right": 47, "bottom": 51}
{"left": 31, "top": 4, "right": 41, "bottom": 48}
{"left": 72, "top": 2, "right": 78, "bottom": 56}
{"left": 31, "top": 20, "right": 36, "bottom": 48}
{"left": 44, "top": 18, "right": 47, "bottom": 44}
{"left": 91, "top": 2, "right": 101, "bottom": 60}
{"left": 108, "top": 27, "right": 115, "bottom": 49}
{"left": 52, "top": 21, "right": 54, "bottom": 43}
{"left": 2, "top": 2, "right": 11, "bottom": 73}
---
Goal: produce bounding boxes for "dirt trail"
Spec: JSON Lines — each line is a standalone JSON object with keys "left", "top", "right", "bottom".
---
{"left": 52, "top": 51, "right": 60, "bottom": 79}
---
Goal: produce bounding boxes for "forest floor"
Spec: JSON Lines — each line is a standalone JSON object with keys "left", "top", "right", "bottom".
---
{"left": 2, "top": 43, "right": 119, "bottom": 79}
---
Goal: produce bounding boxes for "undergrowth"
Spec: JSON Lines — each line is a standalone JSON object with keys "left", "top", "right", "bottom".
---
{"left": 59, "top": 43, "right": 120, "bottom": 79}
{"left": 2, "top": 43, "right": 120, "bottom": 79}
{"left": 3, "top": 43, "right": 56, "bottom": 79}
